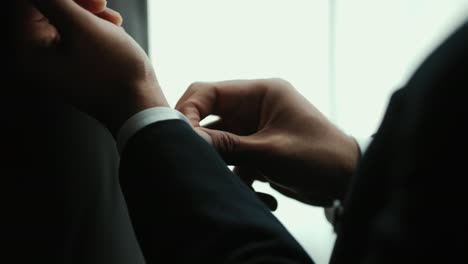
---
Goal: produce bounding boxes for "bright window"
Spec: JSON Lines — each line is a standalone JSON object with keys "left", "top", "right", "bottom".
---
{"left": 335, "top": 0, "right": 468, "bottom": 138}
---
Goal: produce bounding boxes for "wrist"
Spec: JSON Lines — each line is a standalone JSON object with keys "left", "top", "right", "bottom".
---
{"left": 318, "top": 129, "right": 360, "bottom": 202}
{"left": 336, "top": 134, "right": 360, "bottom": 198}
{"left": 106, "top": 84, "right": 169, "bottom": 137}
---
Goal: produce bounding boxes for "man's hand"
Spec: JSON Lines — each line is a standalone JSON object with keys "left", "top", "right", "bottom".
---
{"left": 176, "top": 79, "right": 360, "bottom": 206}
{"left": 18, "top": 0, "right": 168, "bottom": 134}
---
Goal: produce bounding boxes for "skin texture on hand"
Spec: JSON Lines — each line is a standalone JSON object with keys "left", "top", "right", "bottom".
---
{"left": 176, "top": 79, "right": 360, "bottom": 206}
{"left": 74, "top": 0, "right": 107, "bottom": 13}
{"left": 15, "top": 0, "right": 168, "bottom": 134}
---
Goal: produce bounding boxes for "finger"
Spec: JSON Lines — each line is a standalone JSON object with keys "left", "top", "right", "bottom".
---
{"left": 233, "top": 166, "right": 255, "bottom": 186}
{"left": 96, "top": 7, "right": 123, "bottom": 26}
{"left": 74, "top": 0, "right": 107, "bottom": 13}
{"left": 203, "top": 117, "right": 254, "bottom": 139}
{"left": 176, "top": 80, "right": 265, "bottom": 127}
{"left": 233, "top": 166, "right": 268, "bottom": 185}
{"left": 196, "top": 127, "right": 243, "bottom": 158}
{"left": 14, "top": 4, "right": 61, "bottom": 49}
{"left": 175, "top": 82, "right": 207, "bottom": 110}
{"left": 175, "top": 82, "right": 216, "bottom": 127}
{"left": 233, "top": 167, "right": 278, "bottom": 211}
{"left": 255, "top": 192, "right": 278, "bottom": 211}
{"left": 193, "top": 128, "right": 213, "bottom": 145}
{"left": 269, "top": 184, "right": 303, "bottom": 202}
{"left": 30, "top": 0, "right": 98, "bottom": 36}
{"left": 183, "top": 105, "right": 203, "bottom": 127}
{"left": 196, "top": 127, "right": 263, "bottom": 166}
{"left": 203, "top": 118, "right": 224, "bottom": 130}
{"left": 270, "top": 184, "right": 333, "bottom": 207}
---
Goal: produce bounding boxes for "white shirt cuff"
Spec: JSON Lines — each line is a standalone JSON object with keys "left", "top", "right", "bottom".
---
{"left": 117, "top": 107, "right": 192, "bottom": 154}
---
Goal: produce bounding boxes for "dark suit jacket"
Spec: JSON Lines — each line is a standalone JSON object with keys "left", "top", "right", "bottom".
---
{"left": 330, "top": 18, "right": 468, "bottom": 263}
{"left": 118, "top": 19, "right": 468, "bottom": 264}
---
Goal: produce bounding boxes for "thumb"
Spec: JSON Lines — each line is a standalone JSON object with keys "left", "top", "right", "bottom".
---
{"left": 30, "top": 0, "right": 96, "bottom": 37}
{"left": 195, "top": 127, "right": 252, "bottom": 164}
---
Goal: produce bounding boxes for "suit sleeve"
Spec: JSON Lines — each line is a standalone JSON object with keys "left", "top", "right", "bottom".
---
{"left": 119, "top": 120, "right": 314, "bottom": 264}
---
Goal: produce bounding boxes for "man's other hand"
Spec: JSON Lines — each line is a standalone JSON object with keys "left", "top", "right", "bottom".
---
{"left": 176, "top": 79, "right": 360, "bottom": 206}
{"left": 17, "top": 0, "right": 168, "bottom": 134}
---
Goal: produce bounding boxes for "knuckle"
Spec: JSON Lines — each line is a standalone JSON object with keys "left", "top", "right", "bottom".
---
{"left": 176, "top": 103, "right": 190, "bottom": 113}
{"left": 187, "top": 82, "right": 206, "bottom": 92}
{"left": 257, "top": 78, "right": 294, "bottom": 96}
{"left": 258, "top": 78, "right": 293, "bottom": 91}
{"left": 215, "top": 133, "right": 240, "bottom": 154}
{"left": 272, "top": 78, "right": 294, "bottom": 90}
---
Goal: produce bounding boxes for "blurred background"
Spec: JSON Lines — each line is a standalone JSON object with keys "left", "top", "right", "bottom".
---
{"left": 111, "top": 1, "right": 468, "bottom": 263}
